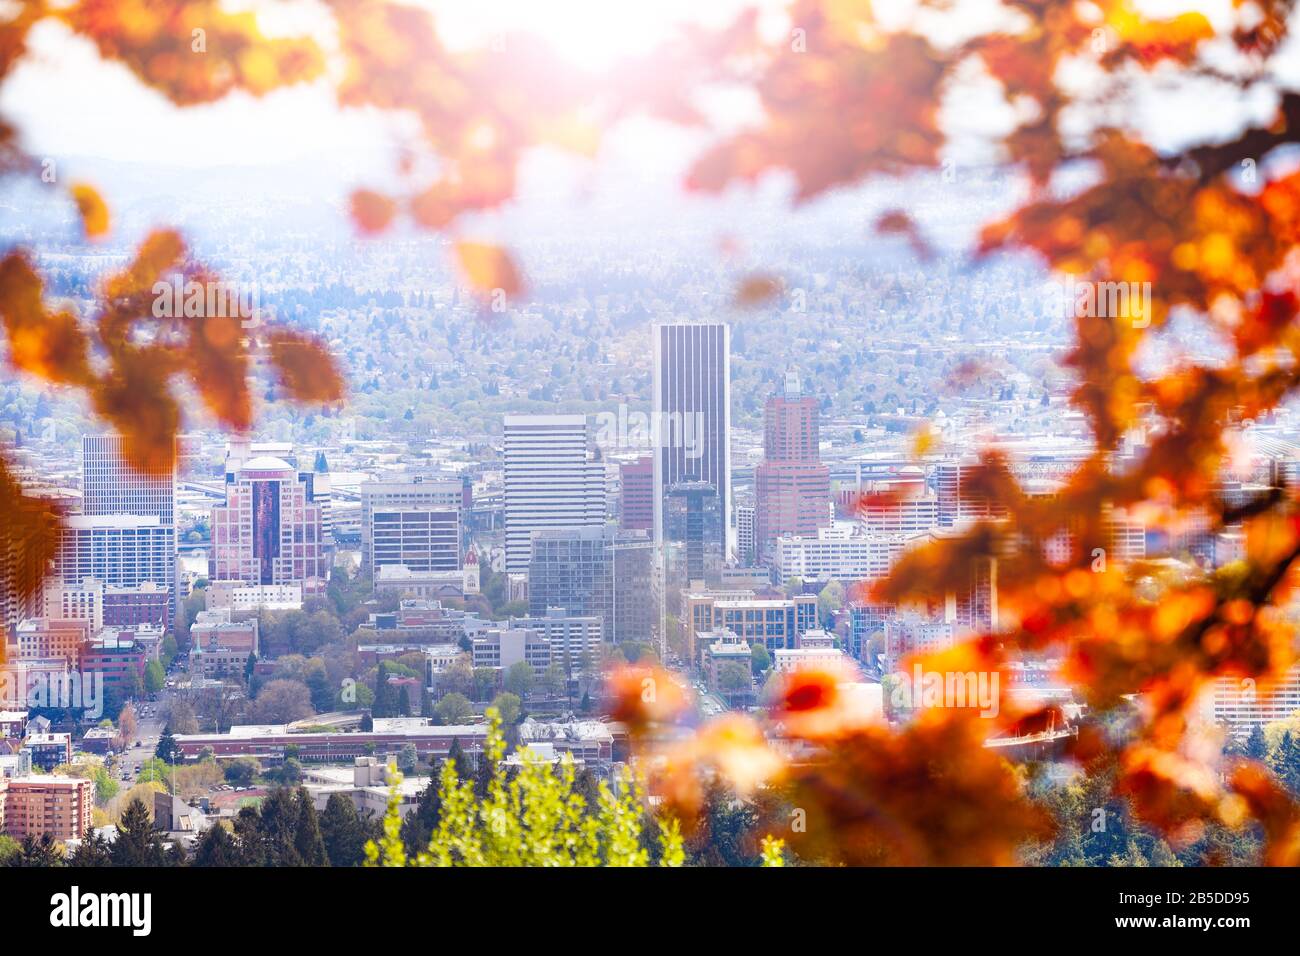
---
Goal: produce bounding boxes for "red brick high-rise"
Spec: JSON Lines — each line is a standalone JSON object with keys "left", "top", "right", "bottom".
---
{"left": 620, "top": 456, "right": 654, "bottom": 532}
{"left": 755, "top": 372, "right": 830, "bottom": 559}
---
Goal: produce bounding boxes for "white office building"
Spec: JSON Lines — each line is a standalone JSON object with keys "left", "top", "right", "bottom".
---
{"left": 503, "top": 415, "right": 606, "bottom": 574}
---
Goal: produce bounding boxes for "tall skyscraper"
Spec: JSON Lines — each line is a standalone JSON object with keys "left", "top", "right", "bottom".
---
{"left": 78, "top": 434, "right": 177, "bottom": 617}
{"left": 652, "top": 323, "right": 731, "bottom": 560}
{"left": 754, "top": 372, "right": 830, "bottom": 556}
{"left": 81, "top": 434, "right": 176, "bottom": 527}
{"left": 527, "top": 526, "right": 654, "bottom": 642}
{"left": 209, "top": 456, "right": 329, "bottom": 592}
{"left": 619, "top": 456, "right": 654, "bottom": 532}
{"left": 503, "top": 415, "right": 606, "bottom": 574}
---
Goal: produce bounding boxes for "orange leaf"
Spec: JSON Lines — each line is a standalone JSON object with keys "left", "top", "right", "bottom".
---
{"left": 454, "top": 241, "right": 523, "bottom": 298}
{"left": 350, "top": 189, "right": 396, "bottom": 235}
{"left": 267, "top": 330, "right": 345, "bottom": 404}
{"left": 70, "top": 182, "right": 109, "bottom": 239}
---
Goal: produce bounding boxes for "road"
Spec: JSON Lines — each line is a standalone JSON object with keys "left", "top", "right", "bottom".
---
{"left": 116, "top": 700, "right": 166, "bottom": 784}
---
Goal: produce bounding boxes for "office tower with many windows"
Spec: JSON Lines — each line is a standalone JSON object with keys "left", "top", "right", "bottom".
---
{"left": 503, "top": 415, "right": 606, "bottom": 574}
{"left": 754, "top": 372, "right": 830, "bottom": 557}
{"left": 369, "top": 508, "right": 461, "bottom": 580}
{"left": 664, "top": 480, "right": 724, "bottom": 585}
{"left": 652, "top": 322, "right": 731, "bottom": 561}
{"left": 52, "top": 516, "right": 174, "bottom": 594}
{"left": 360, "top": 476, "right": 466, "bottom": 570}
{"left": 527, "top": 526, "right": 655, "bottom": 643}
{"left": 81, "top": 434, "right": 176, "bottom": 527}
{"left": 79, "top": 434, "right": 177, "bottom": 616}
{"left": 209, "top": 457, "right": 329, "bottom": 593}
{"left": 619, "top": 456, "right": 654, "bottom": 532}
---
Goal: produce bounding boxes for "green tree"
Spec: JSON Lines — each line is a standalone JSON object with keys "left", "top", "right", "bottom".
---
{"left": 224, "top": 756, "right": 262, "bottom": 787}
{"left": 321, "top": 793, "right": 368, "bottom": 867}
{"left": 400, "top": 775, "right": 442, "bottom": 858}
{"left": 490, "top": 691, "right": 522, "bottom": 726}
{"left": 294, "top": 788, "right": 328, "bottom": 866}
{"left": 816, "top": 580, "right": 845, "bottom": 625}
{"left": 397, "top": 743, "right": 419, "bottom": 774}
{"left": 5, "top": 833, "right": 63, "bottom": 867}
{"left": 504, "top": 661, "right": 535, "bottom": 698}
{"left": 435, "top": 692, "right": 473, "bottom": 725}
{"left": 257, "top": 787, "right": 305, "bottom": 867}
{"left": 0, "top": 834, "right": 20, "bottom": 864}
{"left": 155, "top": 730, "right": 182, "bottom": 764}
{"left": 111, "top": 798, "right": 166, "bottom": 866}
{"left": 144, "top": 658, "right": 166, "bottom": 694}
{"left": 364, "top": 709, "right": 685, "bottom": 868}
{"left": 192, "top": 823, "right": 240, "bottom": 867}
{"left": 68, "top": 829, "right": 112, "bottom": 866}
{"left": 372, "top": 662, "right": 396, "bottom": 718}
{"left": 1245, "top": 723, "right": 1268, "bottom": 761}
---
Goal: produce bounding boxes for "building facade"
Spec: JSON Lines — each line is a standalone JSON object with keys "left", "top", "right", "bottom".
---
{"left": 652, "top": 322, "right": 731, "bottom": 561}
{"left": 754, "top": 373, "right": 830, "bottom": 557}
{"left": 503, "top": 415, "right": 606, "bottom": 574}
{"left": 209, "top": 457, "right": 329, "bottom": 593}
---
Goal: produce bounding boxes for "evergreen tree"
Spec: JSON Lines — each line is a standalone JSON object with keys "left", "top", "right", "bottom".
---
{"left": 448, "top": 737, "right": 472, "bottom": 779}
{"left": 110, "top": 798, "right": 166, "bottom": 866}
{"left": 192, "top": 823, "right": 240, "bottom": 867}
{"left": 1107, "top": 839, "right": 1149, "bottom": 867}
{"left": 233, "top": 806, "right": 267, "bottom": 866}
{"left": 373, "top": 663, "right": 395, "bottom": 718}
{"left": 294, "top": 788, "right": 328, "bottom": 866}
{"left": 165, "top": 839, "right": 188, "bottom": 867}
{"left": 1279, "top": 730, "right": 1300, "bottom": 794}
{"left": 68, "top": 828, "right": 112, "bottom": 866}
{"left": 155, "top": 729, "right": 182, "bottom": 764}
{"left": 398, "top": 685, "right": 411, "bottom": 717}
{"left": 400, "top": 775, "right": 442, "bottom": 857}
{"left": 258, "top": 787, "right": 304, "bottom": 867}
{"left": 1245, "top": 723, "right": 1268, "bottom": 761}
{"left": 321, "top": 792, "right": 368, "bottom": 867}
{"left": 5, "top": 833, "right": 63, "bottom": 867}
{"left": 1268, "top": 730, "right": 1293, "bottom": 781}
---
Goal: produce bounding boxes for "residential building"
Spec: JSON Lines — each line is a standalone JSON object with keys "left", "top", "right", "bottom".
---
{"left": 0, "top": 774, "right": 93, "bottom": 842}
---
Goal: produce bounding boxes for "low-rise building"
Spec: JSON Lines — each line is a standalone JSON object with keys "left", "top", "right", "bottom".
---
{"left": 701, "top": 631, "right": 754, "bottom": 706}
{"left": 204, "top": 580, "right": 303, "bottom": 612}
{"left": 470, "top": 628, "right": 550, "bottom": 671}
{"left": 24, "top": 732, "right": 72, "bottom": 771}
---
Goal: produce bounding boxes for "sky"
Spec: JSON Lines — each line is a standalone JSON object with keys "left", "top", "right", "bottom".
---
{"left": 0, "top": 0, "right": 1296, "bottom": 238}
